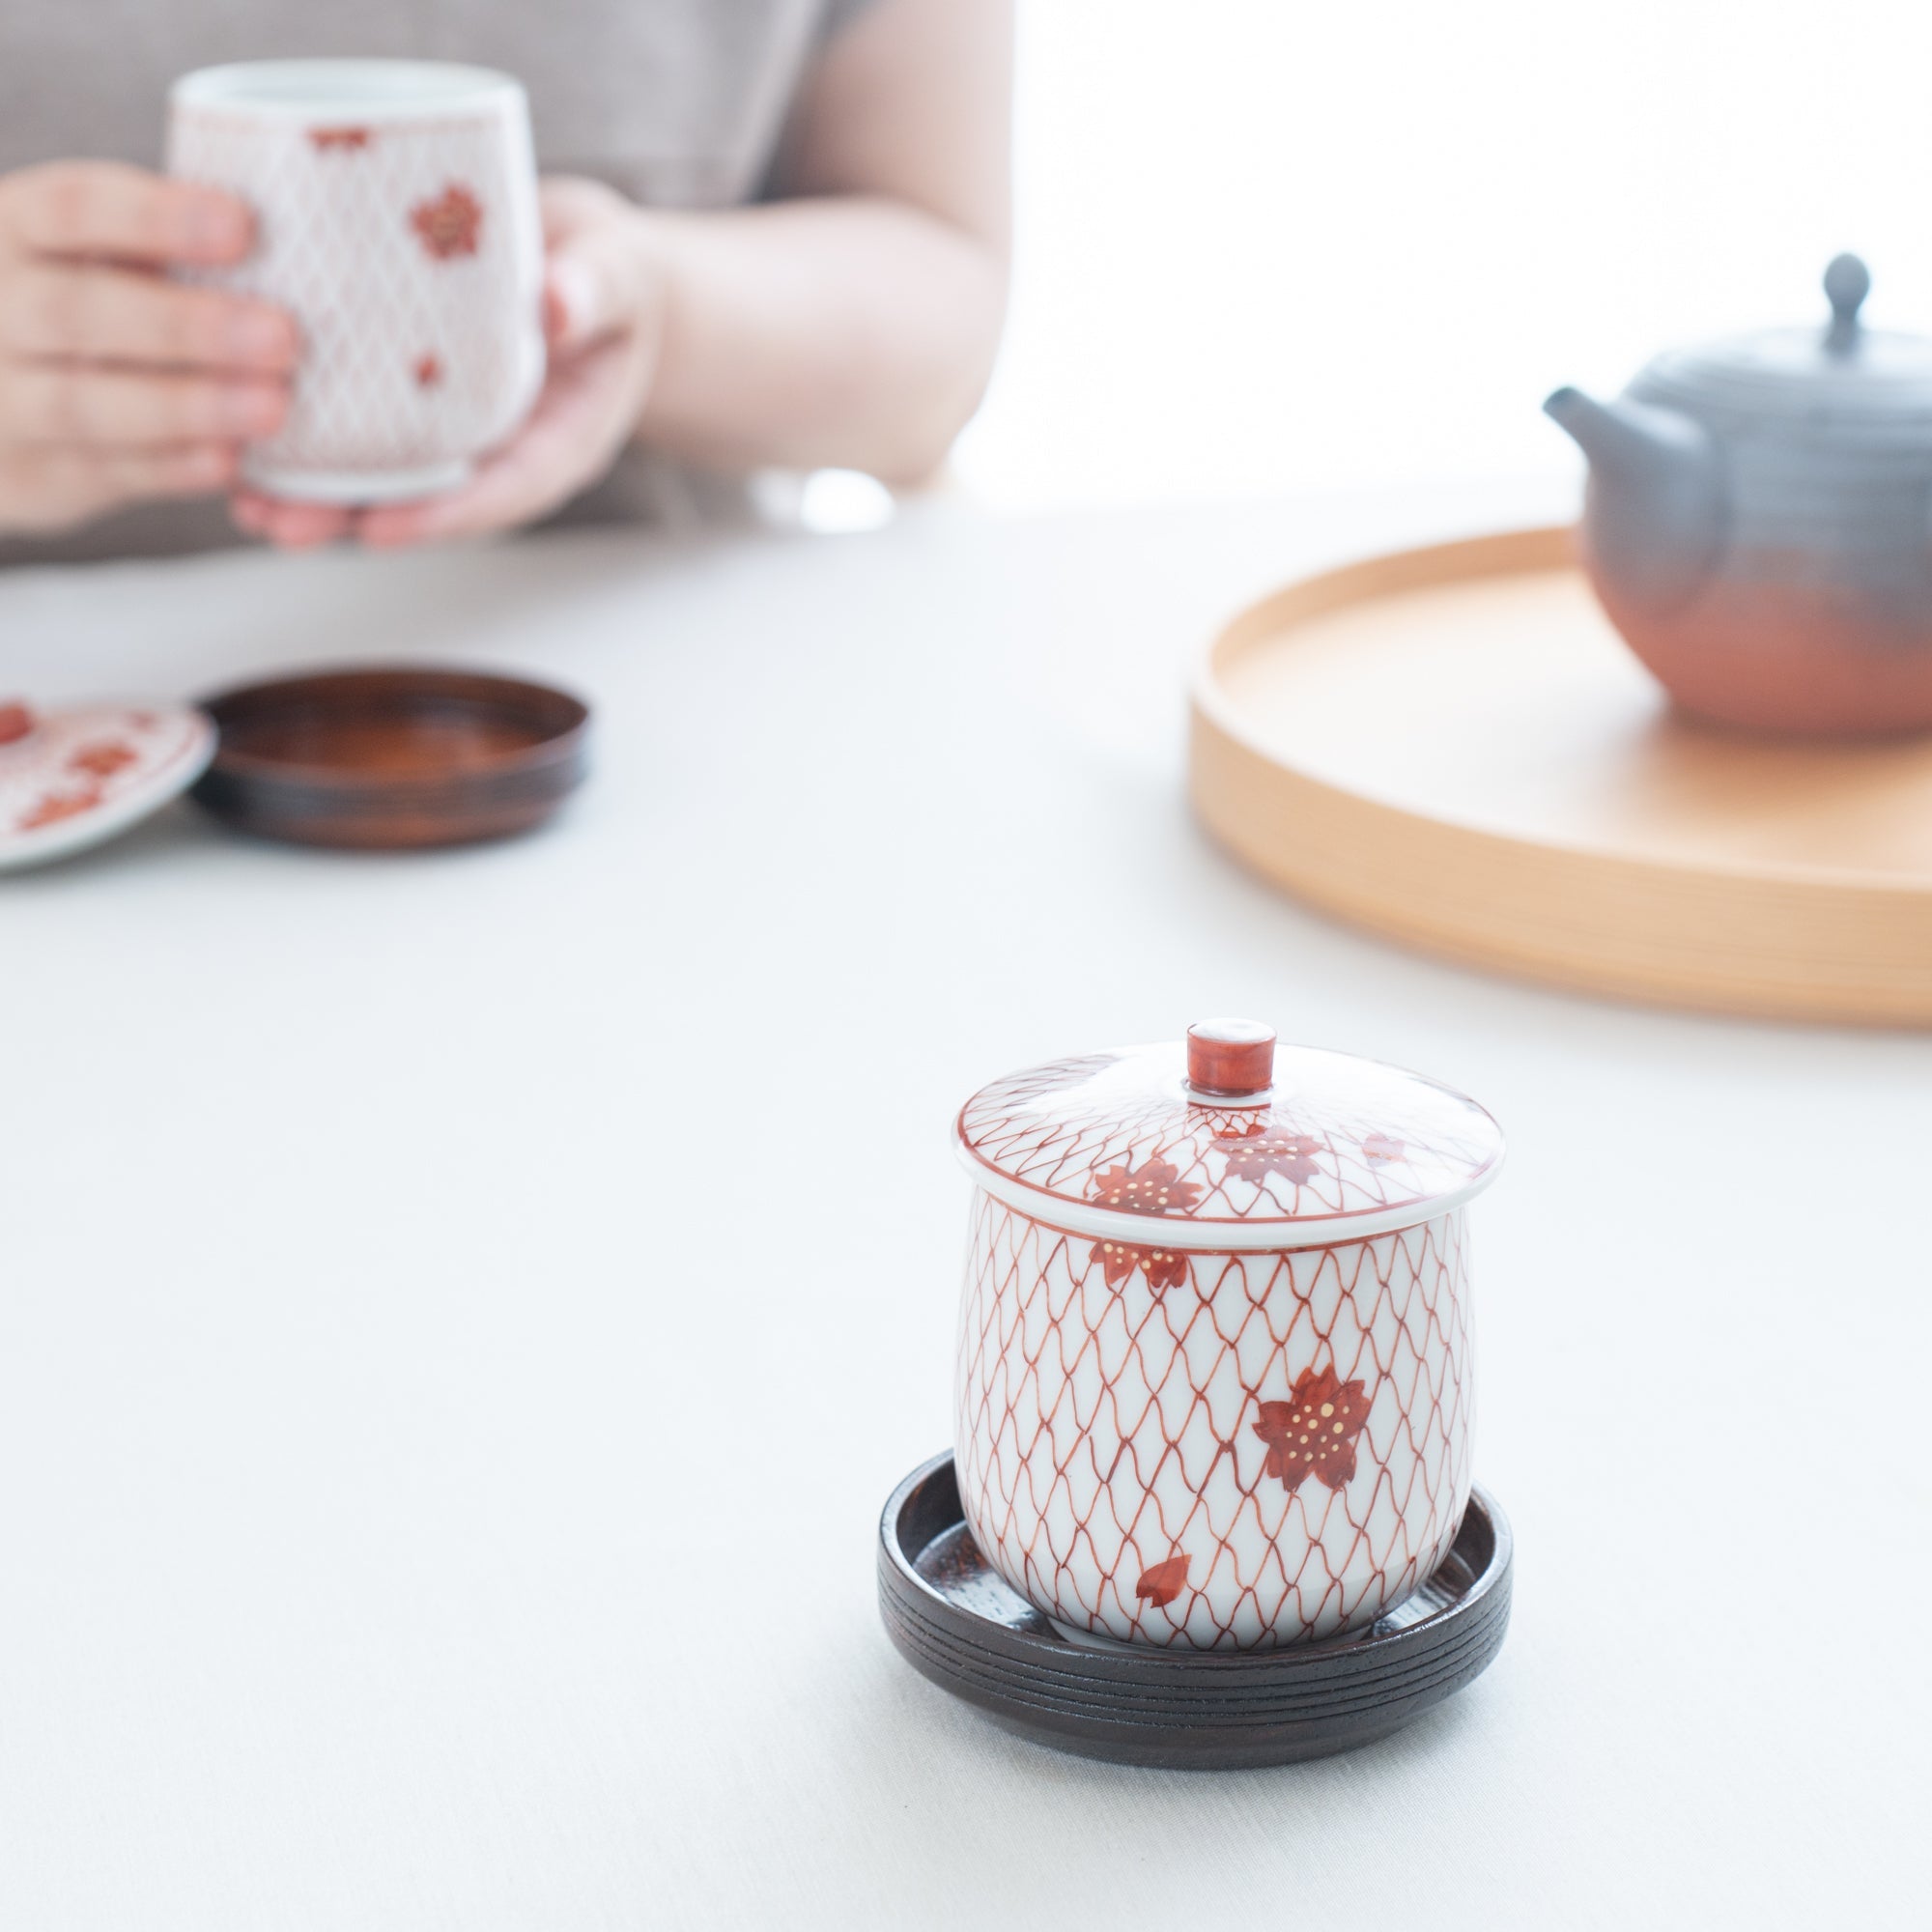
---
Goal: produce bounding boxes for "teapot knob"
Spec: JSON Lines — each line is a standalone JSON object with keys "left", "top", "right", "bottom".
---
{"left": 1824, "top": 253, "right": 1870, "bottom": 354}
{"left": 1187, "top": 1018, "right": 1276, "bottom": 1097}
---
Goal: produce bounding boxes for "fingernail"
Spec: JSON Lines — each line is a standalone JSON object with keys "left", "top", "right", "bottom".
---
{"left": 226, "top": 308, "right": 297, "bottom": 368}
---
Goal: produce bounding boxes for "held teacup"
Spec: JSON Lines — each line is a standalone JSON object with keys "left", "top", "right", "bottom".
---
{"left": 167, "top": 59, "right": 545, "bottom": 503}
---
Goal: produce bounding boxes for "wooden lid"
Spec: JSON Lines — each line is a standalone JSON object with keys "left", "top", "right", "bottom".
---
{"left": 190, "top": 666, "right": 588, "bottom": 850}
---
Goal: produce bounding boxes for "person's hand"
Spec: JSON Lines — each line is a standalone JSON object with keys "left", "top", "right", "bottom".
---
{"left": 233, "top": 178, "right": 666, "bottom": 551}
{"left": 0, "top": 161, "right": 295, "bottom": 536}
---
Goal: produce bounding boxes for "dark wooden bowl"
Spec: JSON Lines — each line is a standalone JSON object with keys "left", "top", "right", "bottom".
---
{"left": 191, "top": 667, "right": 589, "bottom": 849}
{"left": 878, "top": 1452, "right": 1512, "bottom": 1770}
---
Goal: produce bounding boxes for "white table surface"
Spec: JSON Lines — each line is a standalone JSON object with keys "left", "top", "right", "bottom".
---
{"left": 2, "top": 483, "right": 1926, "bottom": 1932}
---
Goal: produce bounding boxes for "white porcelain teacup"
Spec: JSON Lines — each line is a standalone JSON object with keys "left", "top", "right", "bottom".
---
{"left": 167, "top": 59, "right": 546, "bottom": 503}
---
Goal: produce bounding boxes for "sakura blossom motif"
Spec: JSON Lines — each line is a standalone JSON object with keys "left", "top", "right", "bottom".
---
{"left": 411, "top": 184, "right": 484, "bottom": 261}
{"left": 1134, "top": 1554, "right": 1190, "bottom": 1609}
{"left": 1089, "top": 1156, "right": 1202, "bottom": 1216}
{"left": 1253, "top": 1366, "right": 1373, "bottom": 1493}
{"left": 18, "top": 787, "right": 101, "bottom": 831}
{"left": 307, "top": 126, "right": 372, "bottom": 152}
{"left": 68, "top": 741, "right": 138, "bottom": 780}
{"left": 1213, "top": 1122, "right": 1324, "bottom": 1187}
{"left": 1091, "top": 1238, "right": 1188, "bottom": 1293}
{"left": 413, "top": 353, "right": 443, "bottom": 388}
{"left": 0, "top": 702, "right": 215, "bottom": 871}
{"left": 1360, "top": 1132, "right": 1406, "bottom": 1166}
{"left": 0, "top": 702, "right": 33, "bottom": 746}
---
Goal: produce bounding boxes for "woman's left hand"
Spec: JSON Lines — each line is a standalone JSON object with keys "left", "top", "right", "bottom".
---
{"left": 232, "top": 178, "right": 666, "bottom": 550}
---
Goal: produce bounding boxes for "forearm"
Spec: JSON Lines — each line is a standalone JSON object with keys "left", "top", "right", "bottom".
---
{"left": 632, "top": 193, "right": 1006, "bottom": 486}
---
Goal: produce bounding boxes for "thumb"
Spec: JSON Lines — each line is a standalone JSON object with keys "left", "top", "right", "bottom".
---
{"left": 544, "top": 220, "right": 661, "bottom": 355}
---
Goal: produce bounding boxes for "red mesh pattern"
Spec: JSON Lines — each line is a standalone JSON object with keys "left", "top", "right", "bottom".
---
{"left": 953, "top": 1193, "right": 1473, "bottom": 1649}
{"left": 957, "top": 1046, "right": 1500, "bottom": 1229}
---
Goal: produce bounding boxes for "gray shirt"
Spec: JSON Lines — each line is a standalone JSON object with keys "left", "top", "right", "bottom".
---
{"left": 0, "top": 0, "right": 874, "bottom": 564}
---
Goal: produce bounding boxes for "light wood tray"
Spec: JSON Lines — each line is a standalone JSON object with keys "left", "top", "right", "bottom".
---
{"left": 1189, "top": 526, "right": 1932, "bottom": 1025}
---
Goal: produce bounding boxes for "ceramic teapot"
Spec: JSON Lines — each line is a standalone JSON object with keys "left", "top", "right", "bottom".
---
{"left": 952, "top": 1019, "right": 1503, "bottom": 1651}
{"left": 1546, "top": 255, "right": 1932, "bottom": 734}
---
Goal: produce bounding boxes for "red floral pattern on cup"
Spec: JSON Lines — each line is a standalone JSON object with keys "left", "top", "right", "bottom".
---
{"left": 1091, "top": 1238, "right": 1188, "bottom": 1293}
{"left": 1089, "top": 1156, "right": 1202, "bottom": 1216}
{"left": 1360, "top": 1132, "right": 1406, "bottom": 1166}
{"left": 413, "top": 353, "right": 443, "bottom": 388}
{"left": 411, "top": 184, "right": 484, "bottom": 261}
{"left": 0, "top": 701, "right": 33, "bottom": 746}
{"left": 958, "top": 1194, "right": 1474, "bottom": 1648}
{"left": 1213, "top": 1122, "right": 1324, "bottom": 1187}
{"left": 1134, "top": 1553, "right": 1190, "bottom": 1609}
{"left": 169, "top": 77, "right": 545, "bottom": 490}
{"left": 1253, "top": 1366, "right": 1372, "bottom": 1493}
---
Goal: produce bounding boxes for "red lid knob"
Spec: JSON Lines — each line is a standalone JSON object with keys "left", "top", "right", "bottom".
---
{"left": 1186, "top": 1018, "right": 1276, "bottom": 1096}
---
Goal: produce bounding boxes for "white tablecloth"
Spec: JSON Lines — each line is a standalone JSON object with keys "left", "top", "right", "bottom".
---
{"left": 2, "top": 484, "right": 1925, "bottom": 1931}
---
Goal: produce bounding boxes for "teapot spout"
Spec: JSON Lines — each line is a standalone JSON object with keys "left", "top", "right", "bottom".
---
{"left": 1544, "top": 386, "right": 1723, "bottom": 612}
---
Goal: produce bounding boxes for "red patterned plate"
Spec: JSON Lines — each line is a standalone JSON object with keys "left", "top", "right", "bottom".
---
{"left": 0, "top": 702, "right": 216, "bottom": 872}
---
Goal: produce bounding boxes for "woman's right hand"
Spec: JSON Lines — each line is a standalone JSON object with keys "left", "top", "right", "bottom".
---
{"left": 0, "top": 161, "right": 297, "bottom": 536}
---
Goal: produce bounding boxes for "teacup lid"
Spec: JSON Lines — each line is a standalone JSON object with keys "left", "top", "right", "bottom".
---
{"left": 0, "top": 700, "right": 215, "bottom": 872}
{"left": 1635, "top": 254, "right": 1932, "bottom": 423}
{"left": 954, "top": 1019, "right": 1504, "bottom": 1252}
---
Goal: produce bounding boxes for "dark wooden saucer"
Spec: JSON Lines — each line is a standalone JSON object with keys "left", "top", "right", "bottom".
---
{"left": 878, "top": 1452, "right": 1511, "bottom": 1770}
{"left": 191, "top": 667, "right": 589, "bottom": 849}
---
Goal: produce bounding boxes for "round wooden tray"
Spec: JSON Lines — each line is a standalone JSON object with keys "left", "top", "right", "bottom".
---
{"left": 1189, "top": 526, "right": 1932, "bottom": 1026}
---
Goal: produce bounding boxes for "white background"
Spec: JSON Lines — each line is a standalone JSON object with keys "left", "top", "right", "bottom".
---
{"left": 3, "top": 488, "right": 1927, "bottom": 1930}
{"left": 959, "top": 0, "right": 1932, "bottom": 510}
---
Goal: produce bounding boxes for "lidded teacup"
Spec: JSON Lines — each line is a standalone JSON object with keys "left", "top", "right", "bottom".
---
{"left": 952, "top": 1019, "right": 1503, "bottom": 1651}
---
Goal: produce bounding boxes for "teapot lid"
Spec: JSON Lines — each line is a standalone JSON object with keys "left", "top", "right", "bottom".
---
{"left": 1636, "top": 255, "right": 1932, "bottom": 420}
{"left": 953, "top": 1019, "right": 1504, "bottom": 1252}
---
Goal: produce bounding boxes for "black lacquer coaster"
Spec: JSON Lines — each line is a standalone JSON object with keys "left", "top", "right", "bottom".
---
{"left": 878, "top": 1452, "right": 1511, "bottom": 1770}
